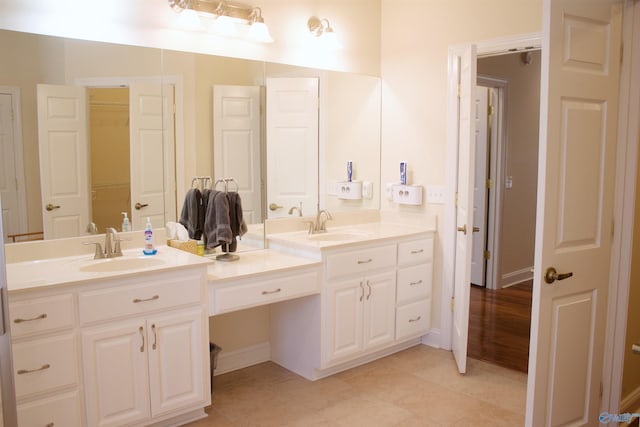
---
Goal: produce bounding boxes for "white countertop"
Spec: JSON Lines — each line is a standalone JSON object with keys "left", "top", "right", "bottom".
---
{"left": 266, "top": 222, "right": 435, "bottom": 254}
{"left": 206, "top": 249, "right": 321, "bottom": 282}
{"left": 6, "top": 245, "right": 212, "bottom": 292}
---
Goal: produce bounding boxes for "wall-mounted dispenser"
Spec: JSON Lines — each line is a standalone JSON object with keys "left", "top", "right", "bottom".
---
{"left": 392, "top": 184, "right": 423, "bottom": 205}
{"left": 336, "top": 181, "right": 363, "bottom": 200}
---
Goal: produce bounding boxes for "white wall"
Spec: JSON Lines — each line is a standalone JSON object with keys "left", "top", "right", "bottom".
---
{"left": 0, "top": 0, "right": 381, "bottom": 76}
{"left": 380, "top": 0, "right": 542, "bottom": 330}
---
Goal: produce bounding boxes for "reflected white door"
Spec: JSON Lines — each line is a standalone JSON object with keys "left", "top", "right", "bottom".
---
{"left": 37, "top": 84, "right": 90, "bottom": 239}
{"left": 213, "top": 85, "right": 262, "bottom": 224}
{"left": 130, "top": 82, "right": 175, "bottom": 230}
{"left": 452, "top": 44, "right": 477, "bottom": 374}
{"left": 526, "top": 0, "right": 622, "bottom": 425}
{"left": 471, "top": 85, "right": 489, "bottom": 286}
{"left": 266, "top": 77, "right": 319, "bottom": 218}
{"left": 0, "top": 92, "right": 20, "bottom": 241}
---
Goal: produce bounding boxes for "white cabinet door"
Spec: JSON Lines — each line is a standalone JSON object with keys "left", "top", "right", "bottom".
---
{"left": 147, "top": 309, "right": 205, "bottom": 418}
{"left": 82, "top": 319, "right": 150, "bottom": 427}
{"left": 325, "top": 278, "right": 363, "bottom": 363}
{"left": 362, "top": 271, "right": 396, "bottom": 351}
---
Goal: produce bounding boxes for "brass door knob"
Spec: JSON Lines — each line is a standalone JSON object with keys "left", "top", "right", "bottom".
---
{"left": 544, "top": 267, "right": 574, "bottom": 284}
{"left": 135, "top": 202, "right": 149, "bottom": 210}
{"left": 45, "top": 203, "right": 60, "bottom": 211}
{"left": 473, "top": 226, "right": 480, "bottom": 233}
{"left": 457, "top": 224, "right": 467, "bottom": 235}
{"left": 269, "top": 203, "right": 283, "bottom": 211}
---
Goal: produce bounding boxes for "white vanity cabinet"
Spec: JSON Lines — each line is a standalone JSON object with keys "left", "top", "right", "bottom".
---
{"left": 323, "top": 244, "right": 397, "bottom": 365}
{"left": 395, "top": 238, "right": 433, "bottom": 340}
{"left": 8, "top": 293, "right": 84, "bottom": 427}
{"left": 79, "top": 269, "right": 208, "bottom": 427}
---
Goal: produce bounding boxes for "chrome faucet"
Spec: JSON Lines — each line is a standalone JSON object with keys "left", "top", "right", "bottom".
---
{"left": 104, "top": 227, "right": 123, "bottom": 258}
{"left": 84, "top": 227, "right": 123, "bottom": 259}
{"left": 288, "top": 202, "right": 303, "bottom": 217}
{"left": 308, "top": 208, "right": 332, "bottom": 234}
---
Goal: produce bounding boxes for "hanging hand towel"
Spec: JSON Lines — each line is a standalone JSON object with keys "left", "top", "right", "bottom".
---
{"left": 179, "top": 188, "right": 203, "bottom": 240}
{"left": 204, "top": 190, "right": 233, "bottom": 249}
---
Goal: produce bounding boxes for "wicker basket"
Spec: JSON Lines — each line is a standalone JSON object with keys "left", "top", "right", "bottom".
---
{"left": 167, "top": 239, "right": 198, "bottom": 255}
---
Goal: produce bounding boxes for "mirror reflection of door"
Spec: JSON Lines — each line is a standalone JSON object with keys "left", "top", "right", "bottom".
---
{"left": 37, "top": 81, "right": 175, "bottom": 238}
{"left": 213, "top": 85, "right": 263, "bottom": 224}
{"left": 266, "top": 77, "right": 319, "bottom": 218}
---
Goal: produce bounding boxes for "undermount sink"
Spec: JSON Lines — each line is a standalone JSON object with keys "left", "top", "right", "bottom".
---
{"left": 78, "top": 256, "right": 165, "bottom": 273}
{"left": 307, "top": 231, "right": 372, "bottom": 242}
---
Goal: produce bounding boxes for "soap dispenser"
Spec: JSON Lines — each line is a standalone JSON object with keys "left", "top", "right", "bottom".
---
{"left": 121, "top": 212, "right": 130, "bottom": 232}
{"left": 143, "top": 217, "right": 157, "bottom": 255}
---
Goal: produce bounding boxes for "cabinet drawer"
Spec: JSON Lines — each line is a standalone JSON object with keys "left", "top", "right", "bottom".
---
{"left": 18, "top": 391, "right": 82, "bottom": 427}
{"left": 398, "top": 238, "right": 433, "bottom": 265}
{"left": 326, "top": 245, "right": 396, "bottom": 280}
{"left": 213, "top": 271, "right": 319, "bottom": 314}
{"left": 396, "top": 299, "right": 431, "bottom": 340}
{"left": 79, "top": 275, "right": 201, "bottom": 324}
{"left": 9, "top": 294, "right": 73, "bottom": 338}
{"left": 12, "top": 333, "right": 78, "bottom": 399}
{"left": 397, "top": 264, "right": 432, "bottom": 305}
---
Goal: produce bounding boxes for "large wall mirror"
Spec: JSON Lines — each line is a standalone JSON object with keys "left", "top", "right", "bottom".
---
{"left": 0, "top": 28, "right": 381, "bottom": 249}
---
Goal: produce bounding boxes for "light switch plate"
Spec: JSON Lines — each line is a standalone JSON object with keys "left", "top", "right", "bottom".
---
{"left": 426, "top": 185, "right": 445, "bottom": 204}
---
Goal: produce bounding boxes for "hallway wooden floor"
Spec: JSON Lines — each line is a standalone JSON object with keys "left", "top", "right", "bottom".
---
{"left": 467, "top": 280, "right": 533, "bottom": 373}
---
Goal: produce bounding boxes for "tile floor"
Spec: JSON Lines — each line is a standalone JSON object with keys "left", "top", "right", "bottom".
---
{"left": 186, "top": 345, "right": 527, "bottom": 426}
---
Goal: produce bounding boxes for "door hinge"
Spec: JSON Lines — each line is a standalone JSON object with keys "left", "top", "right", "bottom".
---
{"left": 454, "top": 192, "right": 458, "bottom": 207}
{"left": 488, "top": 105, "right": 494, "bottom": 116}
{"left": 483, "top": 250, "right": 491, "bottom": 260}
{"left": 486, "top": 179, "right": 493, "bottom": 189}
{"left": 450, "top": 296, "right": 455, "bottom": 312}
{"left": 599, "top": 381, "right": 603, "bottom": 400}
{"left": 457, "top": 83, "right": 461, "bottom": 98}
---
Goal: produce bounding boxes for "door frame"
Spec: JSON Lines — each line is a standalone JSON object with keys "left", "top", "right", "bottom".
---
{"left": 0, "top": 86, "right": 27, "bottom": 235}
{"left": 442, "top": 32, "right": 541, "bottom": 351}
{"left": 476, "top": 76, "right": 508, "bottom": 290}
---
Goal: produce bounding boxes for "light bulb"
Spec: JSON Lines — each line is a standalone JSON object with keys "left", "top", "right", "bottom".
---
{"left": 247, "top": 21, "right": 274, "bottom": 43}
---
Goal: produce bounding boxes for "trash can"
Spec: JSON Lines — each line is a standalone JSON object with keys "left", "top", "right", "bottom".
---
{"left": 209, "top": 343, "right": 222, "bottom": 393}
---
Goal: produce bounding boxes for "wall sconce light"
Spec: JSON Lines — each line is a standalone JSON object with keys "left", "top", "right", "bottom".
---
{"left": 169, "top": 0, "right": 274, "bottom": 43}
{"left": 307, "top": 16, "right": 342, "bottom": 49}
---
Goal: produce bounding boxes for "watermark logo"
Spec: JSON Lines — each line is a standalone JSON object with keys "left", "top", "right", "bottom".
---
{"left": 599, "top": 412, "right": 640, "bottom": 424}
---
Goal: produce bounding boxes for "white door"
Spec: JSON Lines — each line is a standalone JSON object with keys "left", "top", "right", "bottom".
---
{"left": 471, "top": 86, "right": 489, "bottom": 286}
{"left": 213, "top": 85, "right": 262, "bottom": 224}
{"left": 362, "top": 271, "right": 396, "bottom": 350}
{"left": 82, "top": 320, "right": 150, "bottom": 427}
{"left": 526, "top": 1, "right": 622, "bottom": 425}
{"left": 147, "top": 309, "right": 205, "bottom": 418}
{"left": 130, "top": 82, "right": 175, "bottom": 230}
{"left": 0, "top": 92, "right": 20, "bottom": 242}
{"left": 452, "top": 45, "right": 477, "bottom": 374}
{"left": 37, "top": 84, "right": 91, "bottom": 239}
{"left": 266, "top": 77, "right": 319, "bottom": 218}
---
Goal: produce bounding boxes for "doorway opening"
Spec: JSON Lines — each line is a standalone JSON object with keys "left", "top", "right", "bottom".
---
{"left": 466, "top": 49, "right": 541, "bottom": 373}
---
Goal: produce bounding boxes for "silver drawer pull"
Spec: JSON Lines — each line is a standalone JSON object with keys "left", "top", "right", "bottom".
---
{"left": 410, "top": 249, "right": 424, "bottom": 254}
{"left": 409, "top": 280, "right": 423, "bottom": 286}
{"left": 262, "top": 288, "right": 282, "bottom": 295}
{"left": 357, "top": 258, "right": 372, "bottom": 264}
{"left": 17, "top": 363, "right": 51, "bottom": 375}
{"left": 408, "top": 316, "right": 422, "bottom": 323}
{"left": 14, "top": 313, "right": 47, "bottom": 323}
{"left": 133, "top": 295, "right": 159, "bottom": 303}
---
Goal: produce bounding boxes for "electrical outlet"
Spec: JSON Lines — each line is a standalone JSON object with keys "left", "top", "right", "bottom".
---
{"left": 426, "top": 185, "right": 445, "bottom": 204}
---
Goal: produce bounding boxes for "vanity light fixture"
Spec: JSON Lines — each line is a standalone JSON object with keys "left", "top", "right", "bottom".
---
{"left": 169, "top": 0, "right": 273, "bottom": 43}
{"left": 307, "top": 16, "right": 343, "bottom": 49}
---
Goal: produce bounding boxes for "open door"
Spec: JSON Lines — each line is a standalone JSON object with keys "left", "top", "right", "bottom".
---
{"left": 526, "top": 0, "right": 622, "bottom": 425}
{"left": 265, "top": 77, "right": 319, "bottom": 218}
{"left": 452, "top": 44, "right": 477, "bottom": 374}
{"left": 37, "top": 84, "right": 90, "bottom": 239}
{"left": 213, "top": 85, "right": 263, "bottom": 224}
{"left": 471, "top": 85, "right": 489, "bottom": 286}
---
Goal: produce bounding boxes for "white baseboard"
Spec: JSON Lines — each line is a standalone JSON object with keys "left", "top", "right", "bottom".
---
{"left": 421, "top": 328, "right": 442, "bottom": 349}
{"left": 620, "top": 385, "right": 640, "bottom": 413}
{"left": 501, "top": 266, "right": 533, "bottom": 288}
{"left": 214, "top": 342, "right": 271, "bottom": 376}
